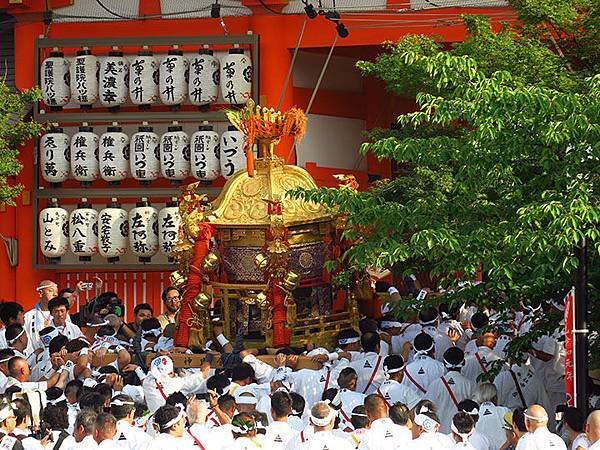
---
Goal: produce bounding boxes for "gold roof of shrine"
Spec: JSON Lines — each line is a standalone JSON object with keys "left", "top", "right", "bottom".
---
{"left": 205, "top": 156, "right": 333, "bottom": 227}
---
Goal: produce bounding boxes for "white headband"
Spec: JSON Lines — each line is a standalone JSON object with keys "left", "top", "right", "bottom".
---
{"left": 419, "top": 318, "right": 438, "bottom": 326}
{"left": 310, "top": 408, "right": 336, "bottom": 427}
{"left": 161, "top": 407, "right": 186, "bottom": 429}
{"left": 444, "top": 360, "right": 464, "bottom": 369}
{"left": 413, "top": 341, "right": 434, "bottom": 356}
{"left": 338, "top": 337, "right": 360, "bottom": 345}
{"left": 451, "top": 423, "right": 474, "bottom": 442}
{"left": 7, "top": 329, "right": 25, "bottom": 345}
{"left": 236, "top": 395, "right": 258, "bottom": 405}
{"left": 380, "top": 321, "right": 402, "bottom": 329}
{"left": 47, "top": 394, "right": 67, "bottom": 405}
{"left": 204, "top": 340, "right": 214, "bottom": 351}
{"left": 352, "top": 412, "right": 368, "bottom": 418}
{"left": 142, "top": 328, "right": 162, "bottom": 337}
{"left": 524, "top": 412, "right": 548, "bottom": 422}
{"left": 111, "top": 398, "right": 135, "bottom": 407}
{"left": 383, "top": 365, "right": 405, "bottom": 377}
{"left": 0, "top": 356, "right": 13, "bottom": 364}
{"left": 87, "top": 320, "right": 110, "bottom": 328}
{"left": 463, "top": 407, "right": 479, "bottom": 416}
{"left": 0, "top": 405, "right": 14, "bottom": 422}
{"left": 36, "top": 283, "right": 56, "bottom": 291}
{"left": 415, "top": 413, "right": 438, "bottom": 432}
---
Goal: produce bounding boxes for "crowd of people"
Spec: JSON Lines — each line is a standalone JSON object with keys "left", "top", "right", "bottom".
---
{"left": 0, "top": 278, "right": 598, "bottom": 450}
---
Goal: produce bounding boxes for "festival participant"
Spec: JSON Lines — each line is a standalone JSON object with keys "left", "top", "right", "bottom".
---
{"left": 530, "top": 335, "right": 565, "bottom": 429}
{"left": 349, "top": 333, "right": 387, "bottom": 394}
{"left": 140, "top": 318, "right": 163, "bottom": 352}
{"left": 456, "top": 400, "right": 491, "bottom": 450}
{"left": 183, "top": 396, "right": 220, "bottom": 450}
{"left": 0, "top": 349, "right": 15, "bottom": 392}
{"left": 228, "top": 413, "right": 265, "bottom": 450}
{"left": 346, "top": 405, "right": 370, "bottom": 449}
{"left": 42, "top": 399, "right": 76, "bottom": 450}
{"left": 462, "top": 324, "right": 501, "bottom": 384}
{"left": 285, "top": 401, "right": 354, "bottom": 450}
{"left": 418, "top": 307, "right": 453, "bottom": 361}
{"left": 0, "top": 303, "right": 27, "bottom": 349}
{"left": 357, "top": 394, "right": 411, "bottom": 450}
{"left": 24, "top": 280, "right": 58, "bottom": 349}
{"left": 142, "top": 356, "right": 210, "bottom": 414}
{"left": 5, "top": 325, "right": 38, "bottom": 368}
{"left": 408, "top": 409, "right": 454, "bottom": 449}
{"left": 336, "top": 329, "right": 362, "bottom": 359}
{"left": 263, "top": 391, "right": 298, "bottom": 449}
{"left": 0, "top": 401, "right": 22, "bottom": 450}
{"left": 157, "top": 287, "right": 182, "bottom": 330}
{"left": 515, "top": 405, "right": 566, "bottom": 450}
{"left": 70, "top": 409, "right": 98, "bottom": 450}
{"left": 149, "top": 405, "right": 188, "bottom": 450}
{"left": 559, "top": 407, "right": 589, "bottom": 450}
{"left": 118, "top": 303, "right": 153, "bottom": 341}
{"left": 424, "top": 347, "right": 476, "bottom": 433}
{"left": 450, "top": 412, "right": 478, "bottom": 450}
{"left": 332, "top": 368, "right": 366, "bottom": 431}
{"left": 586, "top": 410, "right": 600, "bottom": 450}
{"left": 206, "top": 394, "right": 236, "bottom": 429}
{"left": 401, "top": 333, "right": 446, "bottom": 395}
{"left": 377, "top": 355, "right": 421, "bottom": 409}
{"left": 11, "top": 398, "right": 48, "bottom": 450}
{"left": 110, "top": 394, "right": 153, "bottom": 450}
{"left": 463, "top": 313, "right": 490, "bottom": 356}
{"left": 473, "top": 383, "right": 510, "bottom": 450}
{"left": 48, "top": 297, "right": 83, "bottom": 340}
{"left": 93, "top": 413, "right": 120, "bottom": 450}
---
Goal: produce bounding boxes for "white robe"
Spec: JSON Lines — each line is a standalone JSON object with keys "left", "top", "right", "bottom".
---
{"left": 475, "top": 403, "right": 509, "bottom": 450}
{"left": 285, "top": 429, "right": 354, "bottom": 450}
{"left": 421, "top": 325, "right": 453, "bottom": 362}
{"left": 263, "top": 421, "right": 298, "bottom": 450}
{"left": 349, "top": 352, "right": 386, "bottom": 395}
{"left": 142, "top": 372, "right": 207, "bottom": 414}
{"left": 357, "top": 418, "right": 411, "bottom": 450}
{"left": 114, "top": 420, "right": 153, "bottom": 450}
{"left": 376, "top": 379, "right": 421, "bottom": 409}
{"left": 405, "top": 432, "right": 454, "bottom": 450}
{"left": 401, "top": 355, "right": 446, "bottom": 396}
{"left": 462, "top": 346, "right": 502, "bottom": 384}
{"left": 494, "top": 364, "right": 551, "bottom": 412}
{"left": 425, "top": 372, "right": 476, "bottom": 433}
{"left": 335, "top": 389, "right": 366, "bottom": 431}
{"left": 514, "top": 427, "right": 567, "bottom": 450}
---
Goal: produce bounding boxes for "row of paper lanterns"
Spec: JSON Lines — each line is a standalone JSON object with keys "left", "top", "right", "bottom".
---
{"left": 39, "top": 198, "right": 182, "bottom": 263}
{"left": 40, "top": 122, "right": 248, "bottom": 185}
{"left": 41, "top": 46, "right": 252, "bottom": 109}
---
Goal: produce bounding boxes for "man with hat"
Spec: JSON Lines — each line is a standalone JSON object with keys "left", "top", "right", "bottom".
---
{"left": 425, "top": 347, "right": 476, "bottom": 433}
{"left": 377, "top": 355, "right": 420, "bottom": 409}
{"left": 401, "top": 332, "right": 446, "bottom": 395}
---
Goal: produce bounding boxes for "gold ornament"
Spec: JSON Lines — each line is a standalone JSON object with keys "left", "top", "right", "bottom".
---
{"left": 170, "top": 271, "right": 187, "bottom": 289}
{"left": 202, "top": 252, "right": 220, "bottom": 272}
{"left": 256, "top": 291, "right": 268, "bottom": 308}
{"left": 254, "top": 253, "right": 269, "bottom": 270}
{"left": 191, "top": 293, "right": 211, "bottom": 314}
{"left": 281, "top": 270, "right": 301, "bottom": 292}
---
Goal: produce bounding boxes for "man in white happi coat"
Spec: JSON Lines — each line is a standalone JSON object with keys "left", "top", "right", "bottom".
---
{"left": 182, "top": 396, "right": 221, "bottom": 450}
{"left": 70, "top": 409, "right": 98, "bottom": 450}
{"left": 418, "top": 307, "right": 453, "bottom": 361}
{"left": 377, "top": 355, "right": 421, "bottom": 410}
{"left": 331, "top": 367, "right": 365, "bottom": 431}
{"left": 462, "top": 330, "right": 502, "bottom": 385}
{"left": 407, "top": 410, "right": 455, "bottom": 449}
{"left": 0, "top": 303, "right": 35, "bottom": 358}
{"left": 263, "top": 391, "right": 298, "bottom": 449}
{"left": 335, "top": 329, "right": 364, "bottom": 362}
{"left": 586, "top": 410, "right": 600, "bottom": 450}
{"left": 357, "top": 394, "right": 411, "bottom": 450}
{"left": 473, "top": 384, "right": 510, "bottom": 450}
{"left": 425, "top": 347, "right": 476, "bottom": 434}
{"left": 24, "top": 280, "right": 59, "bottom": 351}
{"left": 515, "top": 405, "right": 566, "bottom": 450}
{"left": 48, "top": 297, "right": 83, "bottom": 340}
{"left": 349, "top": 333, "right": 387, "bottom": 395}
{"left": 401, "top": 333, "right": 446, "bottom": 396}
{"left": 110, "top": 394, "right": 153, "bottom": 450}
{"left": 463, "top": 312, "right": 490, "bottom": 357}
{"left": 285, "top": 401, "right": 353, "bottom": 450}
{"left": 449, "top": 412, "right": 478, "bottom": 450}
{"left": 142, "top": 355, "right": 209, "bottom": 413}
{"left": 530, "top": 335, "right": 565, "bottom": 428}
{"left": 494, "top": 359, "right": 552, "bottom": 414}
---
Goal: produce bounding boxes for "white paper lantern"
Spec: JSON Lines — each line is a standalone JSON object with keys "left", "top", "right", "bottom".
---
{"left": 189, "top": 49, "right": 219, "bottom": 107}
{"left": 158, "top": 200, "right": 181, "bottom": 260}
{"left": 130, "top": 50, "right": 159, "bottom": 108}
{"left": 39, "top": 199, "right": 69, "bottom": 262}
{"left": 220, "top": 48, "right": 252, "bottom": 105}
{"left": 220, "top": 126, "right": 247, "bottom": 179}
{"left": 70, "top": 48, "right": 99, "bottom": 108}
{"left": 40, "top": 127, "right": 70, "bottom": 185}
{"left": 69, "top": 200, "right": 98, "bottom": 262}
{"left": 129, "top": 200, "right": 158, "bottom": 263}
{"left": 191, "top": 124, "right": 220, "bottom": 181}
{"left": 131, "top": 125, "right": 161, "bottom": 184}
{"left": 99, "top": 50, "right": 129, "bottom": 109}
{"left": 71, "top": 125, "right": 99, "bottom": 186}
{"left": 98, "top": 200, "right": 128, "bottom": 262}
{"left": 159, "top": 49, "right": 188, "bottom": 107}
{"left": 41, "top": 50, "right": 70, "bottom": 109}
{"left": 99, "top": 125, "right": 130, "bottom": 184}
{"left": 160, "top": 125, "right": 190, "bottom": 183}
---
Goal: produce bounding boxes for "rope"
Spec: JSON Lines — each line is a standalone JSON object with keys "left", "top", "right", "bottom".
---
{"left": 277, "top": 16, "right": 308, "bottom": 110}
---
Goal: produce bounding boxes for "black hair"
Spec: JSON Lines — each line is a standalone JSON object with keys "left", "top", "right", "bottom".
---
{"left": 322, "top": 388, "right": 339, "bottom": 405}
{"left": 512, "top": 408, "right": 528, "bottom": 433}
{"left": 79, "top": 391, "right": 106, "bottom": 414}
{"left": 443, "top": 347, "right": 465, "bottom": 370}
{"left": 337, "top": 367, "right": 358, "bottom": 389}
{"left": 457, "top": 399, "right": 480, "bottom": 423}
{"left": 161, "top": 286, "right": 182, "bottom": 303}
{"left": 141, "top": 317, "right": 161, "bottom": 332}
{"left": 383, "top": 354, "right": 405, "bottom": 373}
{"left": 134, "top": 303, "right": 154, "bottom": 315}
{"left": 453, "top": 411, "right": 474, "bottom": 434}
{"left": 65, "top": 338, "right": 89, "bottom": 353}
{"left": 43, "top": 403, "right": 69, "bottom": 430}
{"left": 5, "top": 324, "right": 25, "bottom": 343}
{"left": 96, "top": 325, "right": 117, "bottom": 337}
{"left": 48, "top": 296, "right": 70, "bottom": 312}
{"left": 121, "top": 370, "right": 142, "bottom": 387}
{"left": 166, "top": 392, "right": 188, "bottom": 409}
{"left": 110, "top": 394, "right": 136, "bottom": 420}
{"left": 289, "top": 392, "right": 305, "bottom": 417}
{"left": 418, "top": 307, "right": 439, "bottom": 324}
{"left": 351, "top": 405, "right": 369, "bottom": 429}
{"left": 207, "top": 373, "right": 231, "bottom": 395}
{"left": 94, "top": 383, "right": 113, "bottom": 408}
{"left": 58, "top": 288, "right": 75, "bottom": 298}
{"left": 271, "top": 391, "right": 293, "bottom": 419}
{"left": 218, "top": 394, "right": 236, "bottom": 413}
{"left": 154, "top": 405, "right": 182, "bottom": 432}
{"left": 470, "top": 312, "right": 489, "bottom": 331}
{"left": 413, "top": 332, "right": 434, "bottom": 352}
{"left": 49, "top": 335, "right": 69, "bottom": 355}
{"left": 0, "top": 348, "right": 15, "bottom": 361}
{"left": 359, "top": 317, "right": 378, "bottom": 334}
{"left": 563, "top": 406, "right": 585, "bottom": 433}
{"left": 12, "top": 397, "right": 32, "bottom": 426}
{"left": 97, "top": 365, "right": 119, "bottom": 375}
{"left": 390, "top": 403, "right": 410, "bottom": 426}
{"left": 361, "top": 332, "right": 381, "bottom": 353}
{"left": 231, "top": 363, "right": 255, "bottom": 383}
{"left": 0, "top": 302, "right": 23, "bottom": 326}
{"left": 65, "top": 379, "right": 83, "bottom": 402}
{"left": 337, "top": 329, "right": 360, "bottom": 349}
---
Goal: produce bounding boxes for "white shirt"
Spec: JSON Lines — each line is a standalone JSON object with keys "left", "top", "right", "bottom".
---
{"left": 44, "top": 430, "right": 76, "bottom": 450}
{"left": 571, "top": 433, "right": 589, "bottom": 450}
{"left": 401, "top": 354, "right": 446, "bottom": 395}
{"left": 589, "top": 440, "right": 600, "bottom": 450}
{"left": 421, "top": 325, "right": 453, "bottom": 361}
{"left": 24, "top": 304, "right": 53, "bottom": 350}
{"left": 377, "top": 379, "right": 421, "bottom": 409}
{"left": 470, "top": 430, "right": 491, "bottom": 450}
{"left": 98, "top": 440, "right": 121, "bottom": 450}
{"left": 263, "top": 422, "right": 298, "bottom": 450}
{"left": 182, "top": 424, "right": 220, "bottom": 450}
{"left": 390, "top": 324, "right": 422, "bottom": 355}
{"left": 405, "top": 432, "right": 454, "bottom": 449}
{"left": 451, "top": 442, "right": 478, "bottom": 450}
{"left": 142, "top": 373, "right": 208, "bottom": 413}
{"left": 335, "top": 389, "right": 366, "bottom": 430}
{"left": 515, "top": 427, "right": 567, "bottom": 450}
{"left": 349, "top": 353, "right": 386, "bottom": 395}
{"left": 66, "top": 436, "right": 98, "bottom": 450}
{"left": 114, "top": 420, "right": 153, "bottom": 450}
{"left": 462, "top": 346, "right": 502, "bottom": 384}
{"left": 494, "top": 364, "right": 552, "bottom": 413}
{"left": 53, "top": 320, "right": 83, "bottom": 340}
{"left": 285, "top": 429, "right": 354, "bottom": 450}
{"left": 424, "top": 372, "right": 476, "bottom": 433}
{"left": 12, "top": 427, "right": 44, "bottom": 450}
{"left": 147, "top": 434, "right": 191, "bottom": 450}
{"left": 242, "top": 354, "right": 274, "bottom": 384}
{"left": 475, "top": 403, "right": 509, "bottom": 450}
{"left": 357, "top": 418, "right": 411, "bottom": 450}
{"left": 226, "top": 436, "right": 265, "bottom": 450}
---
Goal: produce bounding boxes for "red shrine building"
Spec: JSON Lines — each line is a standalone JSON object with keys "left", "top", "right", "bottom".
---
{"left": 0, "top": 0, "right": 512, "bottom": 318}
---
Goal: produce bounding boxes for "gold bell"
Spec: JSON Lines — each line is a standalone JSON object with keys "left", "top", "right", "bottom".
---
{"left": 256, "top": 291, "right": 268, "bottom": 308}
{"left": 202, "top": 252, "right": 220, "bottom": 272}
{"left": 191, "top": 293, "right": 211, "bottom": 313}
{"left": 254, "top": 253, "right": 269, "bottom": 270}
{"left": 169, "top": 271, "right": 187, "bottom": 289}
{"left": 281, "top": 270, "right": 301, "bottom": 291}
